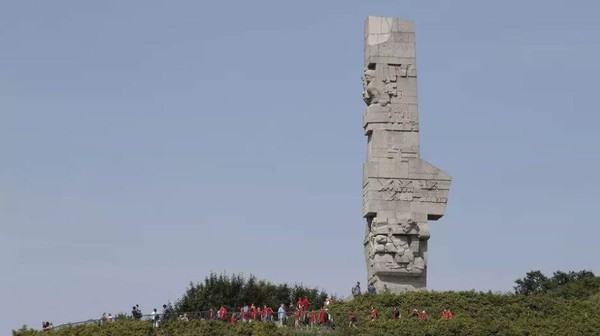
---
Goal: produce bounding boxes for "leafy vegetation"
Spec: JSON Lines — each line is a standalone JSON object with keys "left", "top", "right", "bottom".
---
{"left": 513, "top": 269, "right": 597, "bottom": 298}
{"left": 175, "top": 272, "right": 330, "bottom": 313}
{"left": 13, "top": 270, "right": 600, "bottom": 336}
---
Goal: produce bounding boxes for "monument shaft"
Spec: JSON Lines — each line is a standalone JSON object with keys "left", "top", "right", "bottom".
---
{"left": 362, "top": 16, "right": 451, "bottom": 292}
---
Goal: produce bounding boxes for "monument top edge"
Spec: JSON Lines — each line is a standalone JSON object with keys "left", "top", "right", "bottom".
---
{"left": 365, "top": 16, "right": 415, "bottom": 34}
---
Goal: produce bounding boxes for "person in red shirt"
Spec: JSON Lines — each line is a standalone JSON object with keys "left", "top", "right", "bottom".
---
{"left": 297, "top": 298, "right": 303, "bottom": 310}
{"left": 310, "top": 311, "right": 316, "bottom": 327}
{"left": 219, "top": 306, "right": 228, "bottom": 321}
{"left": 441, "top": 308, "right": 454, "bottom": 320}
{"left": 318, "top": 308, "right": 326, "bottom": 324}
{"left": 370, "top": 307, "right": 378, "bottom": 321}
{"left": 418, "top": 310, "right": 429, "bottom": 319}
{"left": 269, "top": 306, "right": 275, "bottom": 321}
{"left": 240, "top": 306, "right": 247, "bottom": 323}
{"left": 294, "top": 309, "right": 301, "bottom": 328}
{"left": 249, "top": 304, "right": 256, "bottom": 321}
{"left": 230, "top": 313, "right": 237, "bottom": 325}
{"left": 256, "top": 307, "right": 262, "bottom": 322}
{"left": 348, "top": 310, "right": 357, "bottom": 328}
{"left": 302, "top": 297, "right": 310, "bottom": 310}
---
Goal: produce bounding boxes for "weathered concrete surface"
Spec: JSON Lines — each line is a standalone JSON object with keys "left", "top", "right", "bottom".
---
{"left": 362, "top": 16, "right": 451, "bottom": 292}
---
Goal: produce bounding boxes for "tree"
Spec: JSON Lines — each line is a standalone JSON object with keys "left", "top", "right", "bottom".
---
{"left": 514, "top": 270, "right": 549, "bottom": 295}
{"left": 514, "top": 269, "right": 596, "bottom": 296}
{"left": 174, "top": 272, "right": 330, "bottom": 314}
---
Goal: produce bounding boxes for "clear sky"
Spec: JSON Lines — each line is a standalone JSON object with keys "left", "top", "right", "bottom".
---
{"left": 2, "top": 0, "right": 600, "bottom": 332}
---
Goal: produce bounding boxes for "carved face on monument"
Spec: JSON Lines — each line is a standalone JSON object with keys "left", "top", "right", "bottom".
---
{"left": 363, "top": 69, "right": 376, "bottom": 83}
{"left": 362, "top": 69, "right": 379, "bottom": 105}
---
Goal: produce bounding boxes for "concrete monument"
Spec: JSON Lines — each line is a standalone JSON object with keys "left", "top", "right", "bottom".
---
{"left": 362, "top": 16, "right": 451, "bottom": 292}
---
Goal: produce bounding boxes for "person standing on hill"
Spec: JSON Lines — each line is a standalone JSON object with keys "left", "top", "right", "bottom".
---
{"left": 294, "top": 309, "right": 301, "bottom": 328}
{"left": 318, "top": 308, "right": 326, "bottom": 325}
{"left": 131, "top": 306, "right": 142, "bottom": 320}
{"left": 151, "top": 308, "right": 160, "bottom": 328}
{"left": 352, "top": 282, "right": 361, "bottom": 297}
{"left": 219, "top": 306, "right": 228, "bottom": 321}
{"left": 263, "top": 305, "right": 272, "bottom": 321}
{"left": 370, "top": 307, "right": 378, "bottom": 321}
{"left": 162, "top": 304, "right": 171, "bottom": 321}
{"left": 302, "top": 297, "right": 310, "bottom": 310}
{"left": 348, "top": 310, "right": 358, "bottom": 328}
{"left": 441, "top": 308, "right": 454, "bottom": 320}
{"left": 277, "top": 304, "right": 286, "bottom": 327}
{"left": 241, "top": 305, "right": 249, "bottom": 322}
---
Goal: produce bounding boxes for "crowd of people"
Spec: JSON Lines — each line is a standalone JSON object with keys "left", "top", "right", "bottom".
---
{"left": 41, "top": 303, "right": 454, "bottom": 332}
{"left": 99, "top": 312, "right": 114, "bottom": 325}
{"left": 347, "top": 280, "right": 455, "bottom": 327}
{"left": 193, "top": 297, "right": 337, "bottom": 329}
{"left": 42, "top": 281, "right": 454, "bottom": 331}
{"left": 122, "top": 297, "right": 335, "bottom": 330}
{"left": 345, "top": 306, "right": 454, "bottom": 328}
{"left": 124, "top": 295, "right": 453, "bottom": 331}
{"left": 130, "top": 304, "right": 165, "bottom": 328}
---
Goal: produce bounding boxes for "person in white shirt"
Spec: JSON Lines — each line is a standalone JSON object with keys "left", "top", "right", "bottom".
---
{"left": 277, "top": 304, "right": 286, "bottom": 327}
{"left": 151, "top": 308, "right": 160, "bottom": 328}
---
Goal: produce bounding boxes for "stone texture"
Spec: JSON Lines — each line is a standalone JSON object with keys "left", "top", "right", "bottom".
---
{"left": 362, "top": 16, "right": 451, "bottom": 292}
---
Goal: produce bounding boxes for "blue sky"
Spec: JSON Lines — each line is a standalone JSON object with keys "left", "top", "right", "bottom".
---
{"left": 2, "top": 0, "right": 600, "bottom": 332}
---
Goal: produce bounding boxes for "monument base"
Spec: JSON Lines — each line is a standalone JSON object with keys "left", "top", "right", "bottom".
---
{"left": 369, "top": 273, "right": 427, "bottom": 293}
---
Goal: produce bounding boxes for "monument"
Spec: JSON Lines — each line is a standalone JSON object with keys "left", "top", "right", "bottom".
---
{"left": 362, "top": 16, "right": 451, "bottom": 292}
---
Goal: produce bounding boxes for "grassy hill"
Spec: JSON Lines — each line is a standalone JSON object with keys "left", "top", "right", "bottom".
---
{"left": 13, "top": 287, "right": 600, "bottom": 336}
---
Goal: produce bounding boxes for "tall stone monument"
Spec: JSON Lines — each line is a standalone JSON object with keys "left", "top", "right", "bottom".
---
{"left": 362, "top": 16, "right": 451, "bottom": 292}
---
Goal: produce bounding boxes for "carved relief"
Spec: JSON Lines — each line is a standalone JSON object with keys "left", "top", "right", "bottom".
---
{"left": 362, "top": 68, "right": 384, "bottom": 106}
{"left": 376, "top": 178, "right": 444, "bottom": 202}
{"left": 383, "top": 75, "right": 399, "bottom": 101}
{"left": 386, "top": 146, "right": 399, "bottom": 159}
{"left": 362, "top": 66, "right": 404, "bottom": 107}
{"left": 390, "top": 64, "right": 416, "bottom": 78}
{"left": 379, "top": 179, "right": 413, "bottom": 200}
{"left": 383, "top": 121, "right": 418, "bottom": 131}
{"left": 365, "top": 216, "right": 427, "bottom": 275}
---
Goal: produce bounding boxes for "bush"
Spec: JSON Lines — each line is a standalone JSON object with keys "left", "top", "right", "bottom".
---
{"left": 175, "top": 272, "right": 330, "bottom": 313}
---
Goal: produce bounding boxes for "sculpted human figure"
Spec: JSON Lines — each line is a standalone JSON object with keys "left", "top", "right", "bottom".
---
{"left": 362, "top": 69, "right": 384, "bottom": 106}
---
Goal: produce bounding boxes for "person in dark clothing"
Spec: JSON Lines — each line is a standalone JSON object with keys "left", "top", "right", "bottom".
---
{"left": 132, "top": 306, "right": 142, "bottom": 320}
